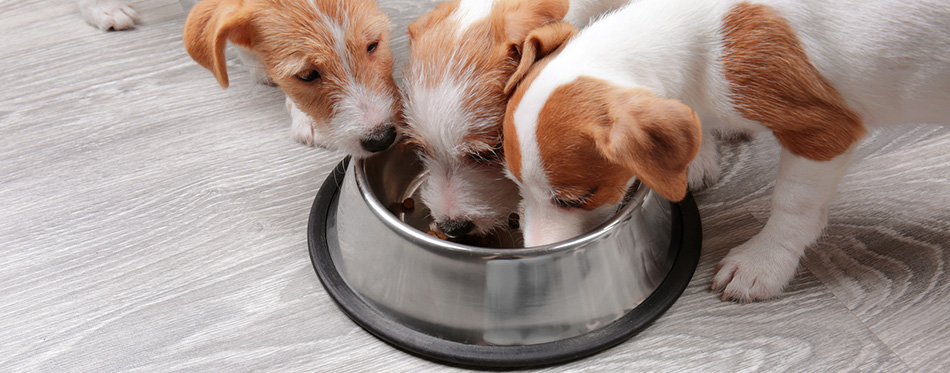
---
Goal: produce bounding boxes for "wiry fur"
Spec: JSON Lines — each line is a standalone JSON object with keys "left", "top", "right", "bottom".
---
{"left": 505, "top": 0, "right": 950, "bottom": 301}
{"left": 402, "top": 0, "right": 629, "bottom": 237}
{"left": 184, "top": 0, "right": 401, "bottom": 157}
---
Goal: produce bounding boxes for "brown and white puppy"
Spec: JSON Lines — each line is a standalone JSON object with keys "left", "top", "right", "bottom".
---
{"left": 401, "top": 0, "right": 628, "bottom": 238}
{"left": 503, "top": 0, "right": 950, "bottom": 301}
{"left": 184, "top": 0, "right": 401, "bottom": 157}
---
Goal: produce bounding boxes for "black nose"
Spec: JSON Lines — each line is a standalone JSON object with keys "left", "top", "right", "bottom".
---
{"left": 438, "top": 218, "right": 474, "bottom": 238}
{"left": 360, "top": 125, "right": 397, "bottom": 153}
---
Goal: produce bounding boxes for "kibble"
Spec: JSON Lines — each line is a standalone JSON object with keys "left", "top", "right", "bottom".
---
{"left": 427, "top": 229, "right": 448, "bottom": 240}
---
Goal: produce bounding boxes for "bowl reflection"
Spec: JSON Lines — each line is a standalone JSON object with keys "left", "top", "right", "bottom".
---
{"left": 326, "top": 146, "right": 675, "bottom": 346}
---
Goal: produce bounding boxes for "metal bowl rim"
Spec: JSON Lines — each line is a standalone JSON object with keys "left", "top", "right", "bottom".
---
{"left": 353, "top": 156, "right": 649, "bottom": 256}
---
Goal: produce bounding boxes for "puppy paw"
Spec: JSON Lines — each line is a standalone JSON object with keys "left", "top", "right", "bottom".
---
{"left": 687, "top": 140, "right": 720, "bottom": 191}
{"left": 251, "top": 68, "right": 276, "bottom": 86}
{"left": 711, "top": 238, "right": 801, "bottom": 302}
{"left": 287, "top": 98, "right": 315, "bottom": 146}
{"left": 80, "top": 0, "right": 139, "bottom": 31}
{"left": 233, "top": 46, "right": 274, "bottom": 86}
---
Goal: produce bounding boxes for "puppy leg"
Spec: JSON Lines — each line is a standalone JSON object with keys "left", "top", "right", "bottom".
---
{"left": 287, "top": 97, "right": 318, "bottom": 147}
{"left": 77, "top": 0, "right": 139, "bottom": 31}
{"left": 712, "top": 145, "right": 857, "bottom": 301}
{"left": 715, "top": 128, "right": 755, "bottom": 143}
{"left": 234, "top": 46, "right": 275, "bottom": 86}
{"left": 687, "top": 130, "right": 721, "bottom": 191}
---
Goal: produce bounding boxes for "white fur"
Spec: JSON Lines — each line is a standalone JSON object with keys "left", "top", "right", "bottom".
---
{"left": 563, "top": 0, "right": 630, "bottom": 27}
{"left": 452, "top": 0, "right": 495, "bottom": 33}
{"left": 405, "top": 64, "right": 519, "bottom": 233}
{"left": 405, "top": 75, "right": 488, "bottom": 157}
{"left": 323, "top": 82, "right": 397, "bottom": 157}
{"left": 714, "top": 146, "right": 857, "bottom": 301}
{"left": 404, "top": 0, "right": 628, "bottom": 235}
{"left": 287, "top": 97, "right": 316, "bottom": 146}
{"left": 510, "top": 0, "right": 950, "bottom": 300}
{"left": 323, "top": 11, "right": 352, "bottom": 79}
{"left": 234, "top": 46, "right": 274, "bottom": 86}
{"left": 77, "top": 0, "right": 139, "bottom": 31}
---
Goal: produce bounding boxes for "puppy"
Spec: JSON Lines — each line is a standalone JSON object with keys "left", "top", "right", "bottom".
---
{"left": 401, "top": 0, "right": 628, "bottom": 238}
{"left": 503, "top": 0, "right": 950, "bottom": 301}
{"left": 78, "top": 0, "right": 139, "bottom": 31}
{"left": 184, "top": 0, "right": 402, "bottom": 157}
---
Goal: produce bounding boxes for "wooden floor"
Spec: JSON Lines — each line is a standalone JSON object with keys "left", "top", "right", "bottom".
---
{"left": 1, "top": 1, "right": 948, "bottom": 371}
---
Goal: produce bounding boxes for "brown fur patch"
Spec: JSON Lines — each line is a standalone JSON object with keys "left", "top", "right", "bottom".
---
{"left": 505, "top": 21, "right": 577, "bottom": 94}
{"left": 184, "top": 0, "right": 251, "bottom": 88}
{"left": 721, "top": 3, "right": 865, "bottom": 161}
{"left": 532, "top": 77, "right": 700, "bottom": 204}
{"left": 502, "top": 115, "right": 523, "bottom": 180}
{"left": 184, "top": 0, "right": 399, "bottom": 129}
{"left": 534, "top": 78, "right": 635, "bottom": 209}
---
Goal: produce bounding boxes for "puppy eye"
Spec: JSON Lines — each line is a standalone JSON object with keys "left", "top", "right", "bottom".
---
{"left": 367, "top": 41, "right": 379, "bottom": 54}
{"left": 552, "top": 187, "right": 598, "bottom": 210}
{"left": 467, "top": 148, "right": 501, "bottom": 164}
{"left": 296, "top": 70, "right": 321, "bottom": 83}
{"left": 552, "top": 196, "right": 587, "bottom": 209}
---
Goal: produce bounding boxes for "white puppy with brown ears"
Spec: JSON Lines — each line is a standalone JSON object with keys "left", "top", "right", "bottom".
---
{"left": 184, "top": 0, "right": 402, "bottom": 157}
{"left": 401, "top": 0, "right": 628, "bottom": 239}
{"left": 503, "top": 0, "right": 950, "bottom": 301}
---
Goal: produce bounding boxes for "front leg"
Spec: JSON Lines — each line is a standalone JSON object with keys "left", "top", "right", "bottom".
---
{"left": 234, "top": 46, "right": 275, "bottom": 86}
{"left": 687, "top": 129, "right": 721, "bottom": 191}
{"left": 286, "top": 97, "right": 317, "bottom": 147}
{"left": 712, "top": 145, "right": 857, "bottom": 302}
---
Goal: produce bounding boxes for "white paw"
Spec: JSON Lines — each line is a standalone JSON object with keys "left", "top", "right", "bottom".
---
{"left": 711, "top": 238, "right": 801, "bottom": 302}
{"left": 687, "top": 138, "right": 720, "bottom": 191}
{"left": 234, "top": 46, "right": 275, "bottom": 86}
{"left": 80, "top": 0, "right": 139, "bottom": 31}
{"left": 251, "top": 67, "right": 275, "bottom": 86}
{"left": 287, "top": 98, "right": 315, "bottom": 146}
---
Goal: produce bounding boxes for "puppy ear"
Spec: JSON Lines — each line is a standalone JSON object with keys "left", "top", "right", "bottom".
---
{"left": 503, "top": 21, "right": 576, "bottom": 94}
{"left": 500, "top": 0, "right": 570, "bottom": 43}
{"left": 595, "top": 90, "right": 702, "bottom": 202}
{"left": 183, "top": 0, "right": 255, "bottom": 89}
{"left": 407, "top": 1, "right": 458, "bottom": 41}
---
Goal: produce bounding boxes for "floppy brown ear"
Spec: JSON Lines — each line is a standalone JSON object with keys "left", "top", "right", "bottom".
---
{"left": 407, "top": 1, "right": 458, "bottom": 40}
{"left": 183, "top": 0, "right": 255, "bottom": 89}
{"left": 500, "top": 0, "right": 570, "bottom": 42}
{"left": 503, "top": 21, "right": 576, "bottom": 94}
{"left": 594, "top": 90, "right": 702, "bottom": 202}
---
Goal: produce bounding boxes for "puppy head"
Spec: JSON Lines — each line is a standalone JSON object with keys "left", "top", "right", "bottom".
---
{"left": 505, "top": 75, "right": 702, "bottom": 246}
{"left": 183, "top": 0, "right": 400, "bottom": 157}
{"left": 402, "top": 0, "right": 573, "bottom": 238}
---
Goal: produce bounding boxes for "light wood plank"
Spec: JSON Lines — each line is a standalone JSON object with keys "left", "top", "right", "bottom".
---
{"left": 0, "top": 0, "right": 946, "bottom": 371}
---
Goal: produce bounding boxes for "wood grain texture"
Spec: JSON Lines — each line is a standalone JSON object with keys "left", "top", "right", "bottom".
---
{"left": 0, "top": 0, "right": 946, "bottom": 371}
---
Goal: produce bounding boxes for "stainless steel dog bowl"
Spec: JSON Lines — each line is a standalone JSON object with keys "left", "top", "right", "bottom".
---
{"left": 308, "top": 147, "right": 701, "bottom": 368}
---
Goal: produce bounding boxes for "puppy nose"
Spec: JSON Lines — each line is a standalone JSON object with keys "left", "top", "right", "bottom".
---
{"left": 360, "top": 125, "right": 397, "bottom": 153}
{"left": 438, "top": 218, "right": 474, "bottom": 238}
